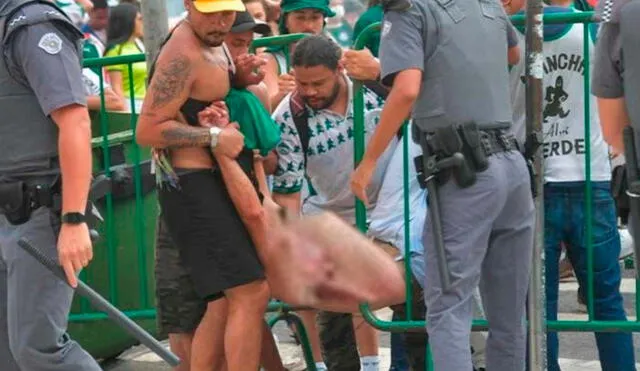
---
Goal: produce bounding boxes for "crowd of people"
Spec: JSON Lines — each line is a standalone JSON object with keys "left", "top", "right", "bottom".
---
{"left": 0, "top": 0, "right": 635, "bottom": 370}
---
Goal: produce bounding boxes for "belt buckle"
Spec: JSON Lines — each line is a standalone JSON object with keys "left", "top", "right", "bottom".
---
{"left": 498, "top": 133, "right": 510, "bottom": 151}
{"left": 480, "top": 132, "right": 492, "bottom": 155}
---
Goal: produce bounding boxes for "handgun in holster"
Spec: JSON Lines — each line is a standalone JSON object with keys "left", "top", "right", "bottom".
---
{"left": 0, "top": 178, "right": 57, "bottom": 225}
{"left": 413, "top": 123, "right": 486, "bottom": 291}
{"left": 523, "top": 131, "right": 544, "bottom": 198}
{"left": 414, "top": 123, "right": 492, "bottom": 189}
{"left": 0, "top": 174, "right": 111, "bottom": 231}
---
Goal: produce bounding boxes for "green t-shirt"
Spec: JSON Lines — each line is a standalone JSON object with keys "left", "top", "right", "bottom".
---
{"left": 225, "top": 88, "right": 281, "bottom": 156}
{"left": 82, "top": 38, "right": 101, "bottom": 76}
{"left": 105, "top": 40, "right": 147, "bottom": 100}
{"left": 352, "top": 4, "right": 383, "bottom": 57}
{"left": 327, "top": 20, "right": 354, "bottom": 48}
{"left": 54, "top": 0, "right": 84, "bottom": 25}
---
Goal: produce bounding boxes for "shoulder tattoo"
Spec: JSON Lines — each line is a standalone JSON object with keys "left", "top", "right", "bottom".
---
{"left": 149, "top": 53, "right": 191, "bottom": 109}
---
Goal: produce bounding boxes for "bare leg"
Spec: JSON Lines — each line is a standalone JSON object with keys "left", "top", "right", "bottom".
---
{"left": 224, "top": 280, "right": 271, "bottom": 371}
{"left": 298, "top": 310, "right": 325, "bottom": 363}
{"left": 212, "top": 154, "right": 281, "bottom": 369}
{"left": 261, "top": 320, "right": 286, "bottom": 371}
{"left": 190, "top": 299, "right": 228, "bottom": 371}
{"left": 353, "top": 313, "right": 379, "bottom": 357}
{"left": 169, "top": 333, "right": 194, "bottom": 371}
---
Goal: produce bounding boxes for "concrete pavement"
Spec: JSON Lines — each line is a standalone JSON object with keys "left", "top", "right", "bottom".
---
{"left": 103, "top": 271, "right": 640, "bottom": 371}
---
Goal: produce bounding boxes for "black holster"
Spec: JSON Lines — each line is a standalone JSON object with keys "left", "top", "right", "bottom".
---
{"left": 0, "top": 179, "right": 58, "bottom": 225}
{"left": 415, "top": 123, "right": 494, "bottom": 189}
{"left": 0, "top": 175, "right": 110, "bottom": 227}
{"left": 522, "top": 131, "right": 543, "bottom": 198}
{"left": 611, "top": 164, "right": 630, "bottom": 225}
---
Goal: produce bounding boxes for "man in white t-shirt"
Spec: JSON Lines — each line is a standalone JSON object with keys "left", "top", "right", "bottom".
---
{"left": 509, "top": 5, "right": 636, "bottom": 370}
{"left": 82, "top": 67, "right": 125, "bottom": 111}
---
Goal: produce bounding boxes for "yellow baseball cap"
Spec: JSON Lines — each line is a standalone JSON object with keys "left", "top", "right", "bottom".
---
{"left": 193, "top": 0, "right": 246, "bottom": 13}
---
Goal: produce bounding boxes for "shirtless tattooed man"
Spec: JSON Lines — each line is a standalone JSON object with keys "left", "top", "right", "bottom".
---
{"left": 136, "top": 1, "right": 270, "bottom": 370}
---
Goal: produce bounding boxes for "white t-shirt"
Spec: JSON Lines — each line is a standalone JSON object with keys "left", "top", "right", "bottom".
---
{"left": 82, "top": 67, "right": 110, "bottom": 96}
{"left": 509, "top": 10, "right": 611, "bottom": 182}
{"left": 367, "top": 125, "right": 426, "bottom": 257}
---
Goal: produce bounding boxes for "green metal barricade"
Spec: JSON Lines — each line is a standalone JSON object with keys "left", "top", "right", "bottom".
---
{"left": 352, "top": 11, "right": 639, "bottom": 371}
{"left": 66, "top": 53, "right": 156, "bottom": 360}
{"left": 73, "top": 13, "right": 640, "bottom": 367}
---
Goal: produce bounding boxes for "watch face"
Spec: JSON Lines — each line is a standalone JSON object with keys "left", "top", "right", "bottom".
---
{"left": 210, "top": 127, "right": 220, "bottom": 147}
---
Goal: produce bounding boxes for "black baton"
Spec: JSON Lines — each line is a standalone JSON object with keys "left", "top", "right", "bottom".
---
{"left": 17, "top": 238, "right": 181, "bottom": 367}
{"left": 425, "top": 175, "right": 453, "bottom": 291}
{"left": 419, "top": 135, "right": 465, "bottom": 292}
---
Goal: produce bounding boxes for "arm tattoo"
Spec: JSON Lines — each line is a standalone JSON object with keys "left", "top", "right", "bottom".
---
{"left": 149, "top": 53, "right": 191, "bottom": 109}
{"left": 160, "top": 125, "right": 210, "bottom": 148}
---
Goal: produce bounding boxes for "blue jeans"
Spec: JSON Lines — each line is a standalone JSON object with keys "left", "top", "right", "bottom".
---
{"left": 544, "top": 181, "right": 635, "bottom": 371}
{"left": 389, "top": 310, "right": 410, "bottom": 371}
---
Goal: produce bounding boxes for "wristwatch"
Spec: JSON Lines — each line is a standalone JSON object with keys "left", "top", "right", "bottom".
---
{"left": 209, "top": 127, "right": 222, "bottom": 149}
{"left": 61, "top": 212, "right": 87, "bottom": 225}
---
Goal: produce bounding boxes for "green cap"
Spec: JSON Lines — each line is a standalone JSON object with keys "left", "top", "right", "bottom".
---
{"left": 278, "top": 0, "right": 335, "bottom": 34}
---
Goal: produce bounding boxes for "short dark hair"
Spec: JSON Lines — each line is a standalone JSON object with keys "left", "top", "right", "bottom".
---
{"left": 291, "top": 35, "right": 342, "bottom": 71}
{"left": 92, "top": 0, "right": 108, "bottom": 9}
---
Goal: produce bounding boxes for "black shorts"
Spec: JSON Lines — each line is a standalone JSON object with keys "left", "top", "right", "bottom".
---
{"left": 158, "top": 168, "right": 265, "bottom": 302}
{"left": 154, "top": 216, "right": 206, "bottom": 335}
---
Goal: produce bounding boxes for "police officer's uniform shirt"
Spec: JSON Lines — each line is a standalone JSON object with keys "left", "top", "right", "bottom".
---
{"left": 272, "top": 78, "right": 397, "bottom": 224}
{"left": 510, "top": 7, "right": 611, "bottom": 182}
{"left": 592, "top": 23, "right": 624, "bottom": 99}
{"left": 378, "top": 0, "right": 514, "bottom": 130}
{"left": 6, "top": 7, "right": 87, "bottom": 116}
{"left": 377, "top": 2, "right": 429, "bottom": 90}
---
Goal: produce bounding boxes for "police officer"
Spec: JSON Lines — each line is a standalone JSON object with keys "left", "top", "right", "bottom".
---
{"left": 0, "top": 0, "right": 100, "bottom": 370}
{"left": 592, "top": 0, "right": 640, "bottom": 271}
{"left": 350, "top": 0, "right": 535, "bottom": 369}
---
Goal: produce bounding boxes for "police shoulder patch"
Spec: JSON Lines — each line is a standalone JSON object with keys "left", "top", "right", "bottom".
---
{"left": 381, "top": 21, "right": 392, "bottom": 38}
{"left": 38, "top": 33, "right": 63, "bottom": 55}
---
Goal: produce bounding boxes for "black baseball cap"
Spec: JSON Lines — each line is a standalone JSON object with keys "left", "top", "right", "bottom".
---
{"left": 231, "top": 11, "right": 272, "bottom": 35}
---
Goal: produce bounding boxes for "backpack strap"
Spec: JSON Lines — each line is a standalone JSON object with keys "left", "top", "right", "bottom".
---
{"left": 363, "top": 80, "right": 389, "bottom": 99}
{"left": 289, "top": 89, "right": 311, "bottom": 165}
{"left": 360, "top": 82, "right": 403, "bottom": 140}
{"left": 288, "top": 90, "right": 321, "bottom": 197}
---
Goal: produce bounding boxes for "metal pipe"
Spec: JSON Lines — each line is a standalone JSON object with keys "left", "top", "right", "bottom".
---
{"left": 140, "top": 0, "right": 169, "bottom": 71}
{"left": 359, "top": 303, "right": 640, "bottom": 332}
{"left": 524, "top": 0, "right": 546, "bottom": 368}
{"left": 511, "top": 10, "right": 595, "bottom": 24}
{"left": 250, "top": 33, "right": 309, "bottom": 51}
{"left": 70, "top": 309, "right": 157, "bottom": 322}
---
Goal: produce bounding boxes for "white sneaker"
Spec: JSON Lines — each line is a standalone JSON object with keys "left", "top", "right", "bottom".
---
{"left": 619, "top": 227, "right": 634, "bottom": 261}
{"left": 279, "top": 344, "right": 306, "bottom": 371}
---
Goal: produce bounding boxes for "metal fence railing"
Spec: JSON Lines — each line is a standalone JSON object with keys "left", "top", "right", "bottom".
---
{"left": 75, "top": 12, "right": 638, "bottom": 367}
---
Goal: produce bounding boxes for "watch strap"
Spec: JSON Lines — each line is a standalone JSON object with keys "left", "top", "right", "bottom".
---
{"left": 61, "top": 212, "right": 87, "bottom": 225}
